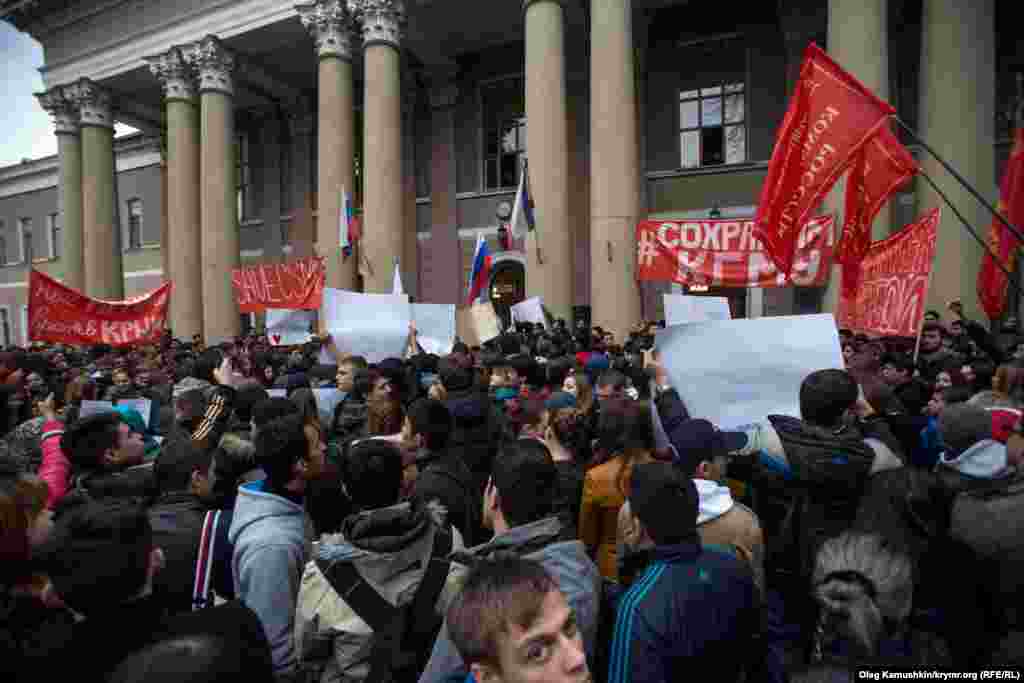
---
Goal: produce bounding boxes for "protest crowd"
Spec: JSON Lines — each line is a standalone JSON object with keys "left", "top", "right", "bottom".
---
{"left": 1, "top": 298, "right": 1023, "bottom": 683}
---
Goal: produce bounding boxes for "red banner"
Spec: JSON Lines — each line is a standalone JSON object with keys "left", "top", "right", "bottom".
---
{"left": 754, "top": 43, "right": 896, "bottom": 277}
{"left": 636, "top": 215, "right": 835, "bottom": 288}
{"left": 978, "top": 125, "right": 1024, "bottom": 319}
{"left": 28, "top": 270, "right": 171, "bottom": 347}
{"left": 836, "top": 209, "right": 940, "bottom": 338}
{"left": 231, "top": 256, "right": 326, "bottom": 314}
{"left": 837, "top": 125, "right": 918, "bottom": 296}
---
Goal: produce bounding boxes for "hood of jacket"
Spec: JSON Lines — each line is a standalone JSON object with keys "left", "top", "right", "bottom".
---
{"left": 939, "top": 439, "right": 1013, "bottom": 480}
{"left": 694, "top": 478, "right": 735, "bottom": 525}
{"left": 315, "top": 501, "right": 444, "bottom": 568}
{"left": 228, "top": 479, "right": 306, "bottom": 548}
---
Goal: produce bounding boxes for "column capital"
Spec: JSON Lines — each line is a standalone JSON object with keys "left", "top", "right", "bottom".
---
{"left": 70, "top": 78, "right": 114, "bottom": 129}
{"left": 358, "top": 0, "right": 405, "bottom": 49}
{"left": 146, "top": 47, "right": 197, "bottom": 102}
{"left": 296, "top": 0, "right": 359, "bottom": 61}
{"left": 523, "top": 0, "right": 567, "bottom": 11}
{"left": 187, "top": 35, "right": 236, "bottom": 96}
{"left": 36, "top": 86, "right": 79, "bottom": 135}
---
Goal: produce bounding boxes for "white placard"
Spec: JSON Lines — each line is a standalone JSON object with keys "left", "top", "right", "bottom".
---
{"left": 510, "top": 297, "right": 547, "bottom": 327}
{"left": 412, "top": 304, "right": 456, "bottom": 356}
{"left": 116, "top": 398, "right": 153, "bottom": 429}
{"left": 266, "top": 309, "right": 315, "bottom": 347}
{"left": 655, "top": 314, "right": 844, "bottom": 429}
{"left": 80, "top": 400, "right": 116, "bottom": 419}
{"left": 663, "top": 295, "right": 732, "bottom": 326}
{"left": 312, "top": 388, "right": 345, "bottom": 429}
{"left": 322, "top": 288, "right": 411, "bottom": 363}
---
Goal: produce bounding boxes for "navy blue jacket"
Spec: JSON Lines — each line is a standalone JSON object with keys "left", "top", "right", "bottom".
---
{"left": 608, "top": 543, "right": 767, "bottom": 683}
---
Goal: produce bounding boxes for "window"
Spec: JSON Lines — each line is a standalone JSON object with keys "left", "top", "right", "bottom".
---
{"left": 18, "top": 218, "right": 31, "bottom": 263}
{"left": 679, "top": 82, "right": 746, "bottom": 169}
{"left": 0, "top": 308, "right": 11, "bottom": 347}
{"left": 236, "top": 133, "right": 252, "bottom": 221}
{"left": 481, "top": 77, "right": 526, "bottom": 192}
{"left": 0, "top": 237, "right": 7, "bottom": 266}
{"left": 47, "top": 213, "right": 59, "bottom": 259}
{"left": 20, "top": 306, "right": 28, "bottom": 346}
{"left": 126, "top": 199, "right": 143, "bottom": 250}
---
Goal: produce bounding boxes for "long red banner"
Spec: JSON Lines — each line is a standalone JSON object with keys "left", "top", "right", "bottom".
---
{"left": 28, "top": 270, "right": 172, "bottom": 347}
{"left": 836, "top": 208, "right": 940, "bottom": 338}
{"left": 231, "top": 256, "right": 326, "bottom": 314}
{"left": 636, "top": 215, "right": 835, "bottom": 288}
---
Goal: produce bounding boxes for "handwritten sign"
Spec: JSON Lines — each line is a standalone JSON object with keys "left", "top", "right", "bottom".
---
{"left": 231, "top": 256, "right": 325, "bottom": 314}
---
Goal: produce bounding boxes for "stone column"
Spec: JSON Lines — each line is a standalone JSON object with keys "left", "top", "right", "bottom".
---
{"left": 286, "top": 105, "right": 315, "bottom": 262}
{"left": 148, "top": 47, "right": 203, "bottom": 339}
{"left": 36, "top": 87, "right": 84, "bottom": 291}
{"left": 402, "top": 70, "right": 419, "bottom": 299}
{"left": 918, "top": 0, "right": 995, "bottom": 321}
{"left": 822, "top": 0, "right": 890, "bottom": 313}
{"left": 359, "top": 0, "right": 405, "bottom": 293}
{"left": 590, "top": 0, "right": 640, "bottom": 338}
{"left": 73, "top": 79, "right": 124, "bottom": 300}
{"left": 298, "top": 0, "right": 358, "bottom": 291}
{"left": 524, "top": 0, "right": 573, "bottom": 321}
{"left": 190, "top": 35, "right": 240, "bottom": 343}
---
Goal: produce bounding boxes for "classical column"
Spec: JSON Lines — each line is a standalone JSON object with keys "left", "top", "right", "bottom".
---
{"left": 148, "top": 47, "right": 203, "bottom": 339}
{"left": 590, "top": 0, "right": 640, "bottom": 338}
{"left": 918, "top": 0, "right": 995, "bottom": 321}
{"left": 822, "top": 0, "right": 890, "bottom": 313}
{"left": 524, "top": 0, "right": 573, "bottom": 321}
{"left": 298, "top": 0, "right": 358, "bottom": 291}
{"left": 359, "top": 0, "right": 405, "bottom": 293}
{"left": 73, "top": 79, "right": 124, "bottom": 300}
{"left": 402, "top": 71, "right": 419, "bottom": 299}
{"left": 190, "top": 35, "right": 240, "bottom": 343}
{"left": 35, "top": 86, "right": 84, "bottom": 291}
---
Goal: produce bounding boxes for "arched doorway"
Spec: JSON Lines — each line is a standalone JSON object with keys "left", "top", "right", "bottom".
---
{"left": 489, "top": 259, "right": 526, "bottom": 329}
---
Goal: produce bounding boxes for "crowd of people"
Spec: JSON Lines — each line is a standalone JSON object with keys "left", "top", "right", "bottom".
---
{"left": 1, "top": 301, "right": 1022, "bottom": 682}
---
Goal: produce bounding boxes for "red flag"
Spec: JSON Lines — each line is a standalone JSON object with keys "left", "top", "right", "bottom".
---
{"left": 837, "top": 125, "right": 919, "bottom": 296}
{"left": 978, "top": 124, "right": 1024, "bottom": 319}
{"left": 754, "top": 43, "right": 896, "bottom": 276}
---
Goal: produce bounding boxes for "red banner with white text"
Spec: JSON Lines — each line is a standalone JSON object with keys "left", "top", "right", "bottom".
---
{"left": 754, "top": 43, "right": 896, "bottom": 277}
{"left": 231, "top": 256, "right": 326, "bottom": 314}
{"left": 28, "top": 270, "right": 172, "bottom": 347}
{"left": 636, "top": 215, "right": 835, "bottom": 288}
{"left": 836, "top": 208, "right": 940, "bottom": 338}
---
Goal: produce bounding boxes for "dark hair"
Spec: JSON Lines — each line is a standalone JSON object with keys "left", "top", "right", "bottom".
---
{"left": 596, "top": 369, "right": 627, "bottom": 391}
{"left": 352, "top": 368, "right": 377, "bottom": 399}
{"left": 154, "top": 432, "right": 213, "bottom": 495}
{"left": 208, "top": 434, "right": 258, "bottom": 508}
{"left": 941, "top": 386, "right": 972, "bottom": 405}
{"left": 491, "top": 439, "right": 556, "bottom": 527}
{"left": 446, "top": 557, "right": 560, "bottom": 669}
{"left": 233, "top": 385, "right": 269, "bottom": 424}
{"left": 799, "top": 369, "right": 859, "bottom": 427}
{"left": 251, "top": 397, "right": 300, "bottom": 431}
{"left": 60, "top": 413, "right": 123, "bottom": 470}
{"left": 883, "top": 353, "right": 915, "bottom": 374}
{"left": 921, "top": 321, "right": 944, "bottom": 336}
{"left": 344, "top": 439, "right": 404, "bottom": 510}
{"left": 407, "top": 399, "right": 452, "bottom": 452}
{"left": 0, "top": 468, "right": 48, "bottom": 586}
{"left": 193, "top": 348, "right": 224, "bottom": 385}
{"left": 254, "top": 414, "right": 308, "bottom": 488}
{"left": 289, "top": 388, "right": 320, "bottom": 430}
{"left": 548, "top": 407, "right": 583, "bottom": 454}
{"left": 43, "top": 500, "right": 152, "bottom": 615}
{"left": 108, "top": 633, "right": 273, "bottom": 683}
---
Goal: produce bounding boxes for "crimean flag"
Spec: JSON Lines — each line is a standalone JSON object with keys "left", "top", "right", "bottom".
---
{"left": 754, "top": 43, "right": 896, "bottom": 277}
{"left": 837, "top": 124, "right": 919, "bottom": 296}
{"left": 978, "top": 122, "right": 1024, "bottom": 319}
{"left": 467, "top": 234, "right": 492, "bottom": 305}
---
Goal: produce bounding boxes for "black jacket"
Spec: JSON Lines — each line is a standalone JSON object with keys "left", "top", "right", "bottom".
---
{"left": 148, "top": 490, "right": 207, "bottom": 615}
{"left": 411, "top": 448, "right": 481, "bottom": 546}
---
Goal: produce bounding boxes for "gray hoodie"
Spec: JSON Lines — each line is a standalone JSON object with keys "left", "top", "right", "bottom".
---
{"left": 416, "top": 516, "right": 602, "bottom": 683}
{"left": 230, "top": 480, "right": 310, "bottom": 679}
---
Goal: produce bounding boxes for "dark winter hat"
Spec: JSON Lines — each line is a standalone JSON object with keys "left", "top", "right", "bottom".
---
{"left": 629, "top": 462, "right": 699, "bottom": 545}
{"left": 668, "top": 418, "right": 746, "bottom": 477}
{"left": 939, "top": 403, "right": 993, "bottom": 458}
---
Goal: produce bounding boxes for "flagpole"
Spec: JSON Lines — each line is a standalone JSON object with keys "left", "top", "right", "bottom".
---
{"left": 916, "top": 168, "right": 1024, "bottom": 301}
{"left": 895, "top": 116, "right": 1024, "bottom": 245}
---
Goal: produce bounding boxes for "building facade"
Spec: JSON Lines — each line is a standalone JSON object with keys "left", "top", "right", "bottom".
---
{"left": 0, "top": 0, "right": 1018, "bottom": 345}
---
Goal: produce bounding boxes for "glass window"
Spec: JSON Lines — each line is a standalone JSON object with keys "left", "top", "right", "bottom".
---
{"left": 481, "top": 77, "right": 526, "bottom": 192}
{"left": 126, "top": 199, "right": 143, "bottom": 250}
{"left": 236, "top": 133, "right": 251, "bottom": 221}
{"left": 18, "top": 218, "right": 31, "bottom": 263}
{"left": 679, "top": 82, "right": 746, "bottom": 169}
{"left": 0, "top": 237, "right": 6, "bottom": 265}
{"left": 0, "top": 309, "right": 10, "bottom": 347}
{"left": 48, "top": 213, "right": 59, "bottom": 259}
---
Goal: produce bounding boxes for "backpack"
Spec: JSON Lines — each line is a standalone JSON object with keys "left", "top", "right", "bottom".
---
{"left": 317, "top": 523, "right": 454, "bottom": 682}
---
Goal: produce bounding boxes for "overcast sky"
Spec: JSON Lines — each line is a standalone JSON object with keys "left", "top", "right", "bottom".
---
{"left": 0, "top": 22, "right": 136, "bottom": 170}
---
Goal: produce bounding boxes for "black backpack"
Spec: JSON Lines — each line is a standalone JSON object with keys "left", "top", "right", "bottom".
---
{"left": 316, "top": 523, "right": 454, "bottom": 682}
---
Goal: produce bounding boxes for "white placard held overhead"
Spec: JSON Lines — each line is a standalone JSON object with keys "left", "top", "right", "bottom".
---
{"left": 266, "top": 309, "right": 316, "bottom": 347}
{"left": 510, "top": 297, "right": 547, "bottom": 327}
{"left": 411, "top": 303, "right": 456, "bottom": 356}
{"left": 655, "top": 314, "right": 844, "bottom": 430}
{"left": 321, "top": 288, "right": 411, "bottom": 363}
{"left": 663, "top": 295, "right": 732, "bottom": 326}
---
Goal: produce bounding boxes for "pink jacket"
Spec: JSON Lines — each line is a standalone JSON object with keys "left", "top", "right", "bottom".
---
{"left": 38, "top": 420, "right": 70, "bottom": 509}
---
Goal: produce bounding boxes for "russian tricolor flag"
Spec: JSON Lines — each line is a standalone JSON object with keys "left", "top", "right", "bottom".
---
{"left": 339, "top": 186, "right": 357, "bottom": 259}
{"left": 510, "top": 162, "right": 535, "bottom": 239}
{"left": 466, "top": 234, "right": 492, "bottom": 305}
